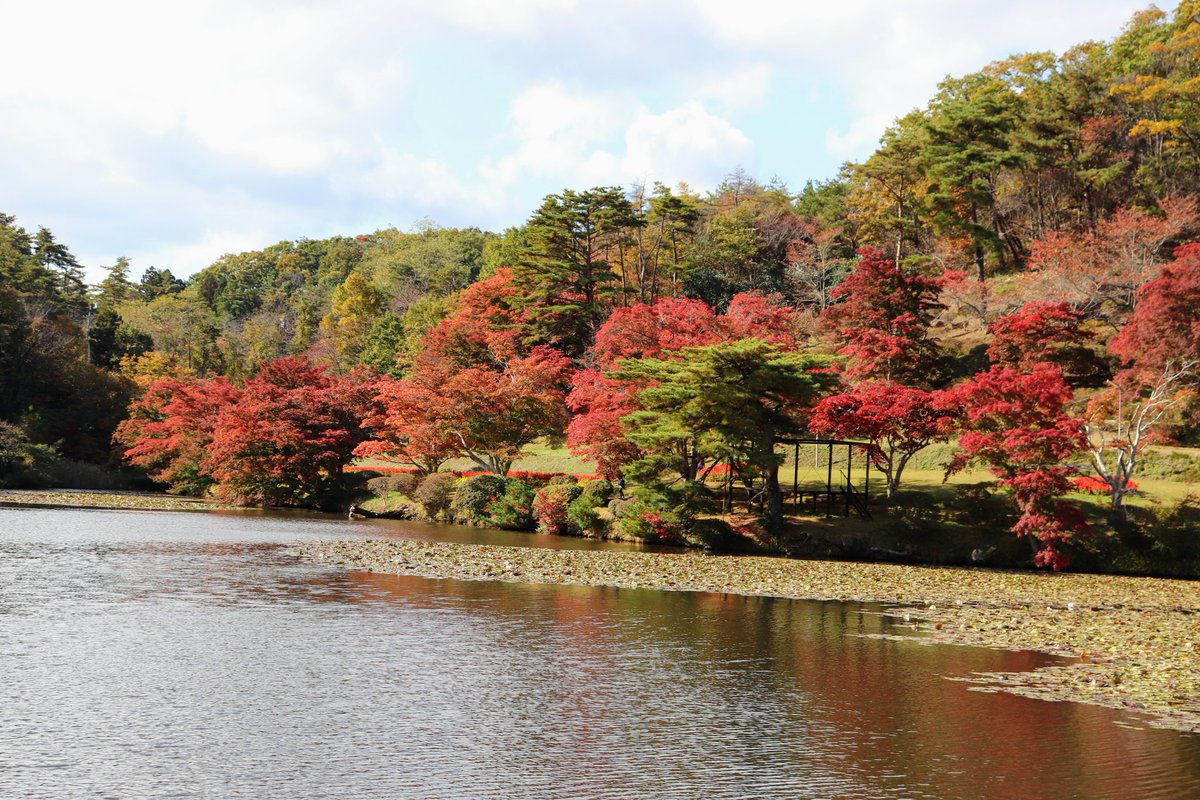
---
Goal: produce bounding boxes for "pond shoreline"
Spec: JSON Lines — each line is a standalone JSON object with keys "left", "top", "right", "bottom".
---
{"left": 6, "top": 490, "right": 1197, "bottom": 733}
{"left": 300, "top": 537, "right": 1200, "bottom": 734}
{"left": 0, "top": 490, "right": 229, "bottom": 513}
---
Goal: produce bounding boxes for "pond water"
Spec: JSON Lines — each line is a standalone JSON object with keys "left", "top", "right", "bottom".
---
{"left": 1, "top": 506, "right": 1197, "bottom": 799}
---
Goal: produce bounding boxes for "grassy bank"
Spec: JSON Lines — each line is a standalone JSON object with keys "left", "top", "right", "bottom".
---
{"left": 301, "top": 537, "right": 1200, "bottom": 734}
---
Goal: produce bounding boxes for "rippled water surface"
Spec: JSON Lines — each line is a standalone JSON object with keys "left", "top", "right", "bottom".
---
{"left": 1, "top": 506, "right": 1198, "bottom": 800}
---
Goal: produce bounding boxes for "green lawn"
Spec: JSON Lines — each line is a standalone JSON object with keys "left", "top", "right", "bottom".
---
{"left": 360, "top": 440, "right": 1200, "bottom": 508}
{"left": 359, "top": 441, "right": 599, "bottom": 476}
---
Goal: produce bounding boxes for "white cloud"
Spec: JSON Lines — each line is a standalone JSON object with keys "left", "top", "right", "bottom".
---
{"left": 688, "top": 63, "right": 774, "bottom": 112}
{"left": 2, "top": 1, "right": 412, "bottom": 174}
{"left": 480, "top": 83, "right": 628, "bottom": 183}
{"left": 0, "top": 0, "right": 1155, "bottom": 279}
{"left": 688, "top": 0, "right": 1149, "bottom": 160}
{"left": 481, "top": 83, "right": 751, "bottom": 192}
{"left": 148, "top": 230, "right": 278, "bottom": 274}
{"left": 690, "top": 0, "right": 872, "bottom": 50}
{"left": 338, "top": 147, "right": 508, "bottom": 217}
{"left": 438, "top": 0, "right": 580, "bottom": 34}
{"left": 620, "top": 103, "right": 752, "bottom": 185}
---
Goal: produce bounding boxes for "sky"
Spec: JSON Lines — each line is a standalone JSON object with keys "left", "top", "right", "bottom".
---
{"left": 1, "top": 0, "right": 1156, "bottom": 283}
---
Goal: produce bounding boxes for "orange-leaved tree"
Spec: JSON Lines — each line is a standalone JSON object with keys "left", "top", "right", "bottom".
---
{"left": 360, "top": 269, "right": 573, "bottom": 476}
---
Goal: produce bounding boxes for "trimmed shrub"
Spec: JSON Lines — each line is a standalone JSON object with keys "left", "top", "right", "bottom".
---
{"left": 534, "top": 483, "right": 583, "bottom": 535}
{"left": 615, "top": 499, "right": 682, "bottom": 543}
{"left": 413, "top": 472, "right": 458, "bottom": 520}
{"left": 567, "top": 495, "right": 603, "bottom": 536}
{"left": 366, "top": 473, "right": 420, "bottom": 497}
{"left": 485, "top": 479, "right": 536, "bottom": 530}
{"left": 1078, "top": 495, "right": 1200, "bottom": 578}
{"left": 452, "top": 474, "right": 508, "bottom": 524}
{"left": 578, "top": 478, "right": 613, "bottom": 506}
{"left": 1142, "top": 496, "right": 1200, "bottom": 567}
{"left": 685, "top": 517, "right": 745, "bottom": 551}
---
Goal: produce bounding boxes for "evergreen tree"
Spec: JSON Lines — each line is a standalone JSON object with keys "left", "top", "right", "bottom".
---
{"left": 96, "top": 256, "right": 137, "bottom": 309}
{"left": 0, "top": 214, "right": 56, "bottom": 300}
{"left": 34, "top": 226, "right": 87, "bottom": 314}
{"left": 513, "top": 187, "right": 639, "bottom": 355}
{"left": 614, "top": 339, "right": 836, "bottom": 529}
{"left": 138, "top": 266, "right": 185, "bottom": 300}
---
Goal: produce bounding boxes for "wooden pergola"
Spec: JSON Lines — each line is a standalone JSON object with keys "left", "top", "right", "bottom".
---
{"left": 777, "top": 437, "right": 873, "bottom": 519}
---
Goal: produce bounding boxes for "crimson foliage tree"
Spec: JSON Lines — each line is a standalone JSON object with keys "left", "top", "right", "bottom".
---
{"left": 567, "top": 297, "right": 721, "bottom": 477}
{"left": 360, "top": 272, "right": 573, "bottom": 476}
{"left": 810, "top": 381, "right": 956, "bottom": 498}
{"left": 205, "top": 358, "right": 377, "bottom": 507}
{"left": 1109, "top": 243, "right": 1200, "bottom": 372}
{"left": 946, "top": 364, "right": 1089, "bottom": 570}
{"left": 118, "top": 357, "right": 374, "bottom": 507}
{"left": 987, "top": 301, "right": 1089, "bottom": 371}
{"left": 820, "top": 249, "right": 943, "bottom": 384}
{"left": 115, "top": 375, "right": 241, "bottom": 496}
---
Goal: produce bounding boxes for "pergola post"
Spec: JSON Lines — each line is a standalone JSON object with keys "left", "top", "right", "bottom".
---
{"left": 825, "top": 441, "right": 834, "bottom": 516}
{"left": 793, "top": 443, "right": 800, "bottom": 514}
{"left": 845, "top": 443, "right": 853, "bottom": 516}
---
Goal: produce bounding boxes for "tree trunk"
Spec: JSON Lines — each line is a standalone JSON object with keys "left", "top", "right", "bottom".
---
{"left": 764, "top": 426, "right": 784, "bottom": 531}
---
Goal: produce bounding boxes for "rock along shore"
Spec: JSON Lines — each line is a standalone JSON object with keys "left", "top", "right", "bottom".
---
{"left": 301, "top": 537, "right": 1200, "bottom": 733}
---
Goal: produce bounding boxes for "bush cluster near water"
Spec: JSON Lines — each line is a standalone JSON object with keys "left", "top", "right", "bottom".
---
{"left": 365, "top": 471, "right": 695, "bottom": 543}
{"left": 389, "top": 472, "right": 599, "bottom": 534}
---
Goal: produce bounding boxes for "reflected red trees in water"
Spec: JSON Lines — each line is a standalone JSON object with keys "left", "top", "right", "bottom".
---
{"left": 336, "top": 570, "right": 1196, "bottom": 799}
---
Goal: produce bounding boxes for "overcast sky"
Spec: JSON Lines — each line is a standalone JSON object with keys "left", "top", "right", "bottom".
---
{"left": 2, "top": 0, "right": 1154, "bottom": 282}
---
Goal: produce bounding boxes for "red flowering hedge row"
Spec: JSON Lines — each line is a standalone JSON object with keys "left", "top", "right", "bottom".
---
{"left": 1069, "top": 475, "right": 1137, "bottom": 495}
{"left": 345, "top": 465, "right": 417, "bottom": 474}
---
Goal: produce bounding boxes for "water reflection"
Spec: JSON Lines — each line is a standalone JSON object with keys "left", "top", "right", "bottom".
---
{"left": 0, "top": 507, "right": 1197, "bottom": 799}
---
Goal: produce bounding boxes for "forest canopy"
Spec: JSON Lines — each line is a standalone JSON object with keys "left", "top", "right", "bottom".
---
{"left": 6, "top": 2, "right": 1200, "bottom": 570}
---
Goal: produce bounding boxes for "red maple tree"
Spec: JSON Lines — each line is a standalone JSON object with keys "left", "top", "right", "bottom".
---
{"left": 946, "top": 364, "right": 1089, "bottom": 570}
{"left": 987, "top": 300, "right": 1092, "bottom": 375}
{"left": 567, "top": 292, "right": 803, "bottom": 477}
{"left": 820, "top": 248, "right": 944, "bottom": 384}
{"left": 116, "top": 375, "right": 241, "bottom": 495}
{"left": 810, "top": 381, "right": 957, "bottom": 498}
{"left": 205, "top": 357, "right": 377, "bottom": 506}
{"left": 1110, "top": 242, "right": 1200, "bottom": 372}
